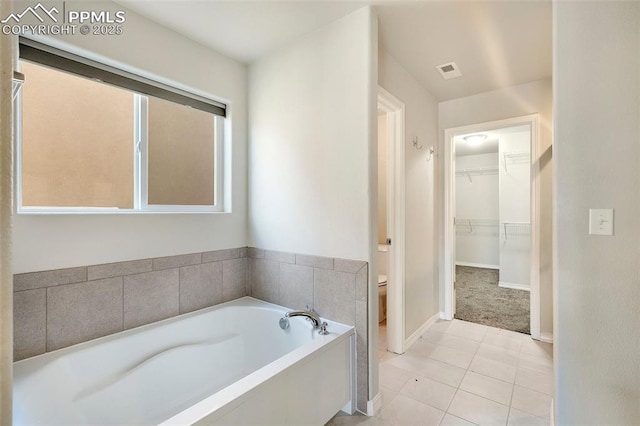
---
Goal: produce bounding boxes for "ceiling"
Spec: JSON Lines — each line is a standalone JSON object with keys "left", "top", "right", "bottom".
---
{"left": 115, "top": 1, "right": 552, "bottom": 102}
{"left": 115, "top": 1, "right": 364, "bottom": 64}
{"left": 376, "top": 2, "right": 552, "bottom": 101}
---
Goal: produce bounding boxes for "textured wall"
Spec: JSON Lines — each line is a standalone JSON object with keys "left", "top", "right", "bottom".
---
{"left": 553, "top": 1, "right": 640, "bottom": 423}
{"left": 455, "top": 153, "right": 499, "bottom": 268}
{"left": 498, "top": 131, "right": 531, "bottom": 289}
{"left": 248, "top": 7, "right": 373, "bottom": 263}
{"left": 378, "top": 48, "right": 440, "bottom": 339}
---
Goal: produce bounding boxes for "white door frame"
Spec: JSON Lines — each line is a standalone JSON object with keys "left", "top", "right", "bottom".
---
{"left": 443, "top": 114, "right": 542, "bottom": 340}
{"left": 377, "top": 87, "right": 405, "bottom": 354}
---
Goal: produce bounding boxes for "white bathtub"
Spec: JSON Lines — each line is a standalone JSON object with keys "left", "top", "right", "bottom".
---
{"left": 13, "top": 297, "right": 355, "bottom": 425}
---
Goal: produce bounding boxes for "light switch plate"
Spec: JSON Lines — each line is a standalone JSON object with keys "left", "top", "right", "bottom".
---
{"left": 589, "top": 209, "right": 614, "bottom": 236}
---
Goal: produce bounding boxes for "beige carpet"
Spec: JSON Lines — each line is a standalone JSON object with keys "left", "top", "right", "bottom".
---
{"left": 454, "top": 265, "right": 530, "bottom": 334}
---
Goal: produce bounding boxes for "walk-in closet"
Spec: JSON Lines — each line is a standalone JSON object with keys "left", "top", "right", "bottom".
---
{"left": 454, "top": 125, "right": 531, "bottom": 334}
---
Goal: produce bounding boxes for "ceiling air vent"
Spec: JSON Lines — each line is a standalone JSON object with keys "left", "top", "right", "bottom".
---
{"left": 436, "top": 62, "right": 462, "bottom": 80}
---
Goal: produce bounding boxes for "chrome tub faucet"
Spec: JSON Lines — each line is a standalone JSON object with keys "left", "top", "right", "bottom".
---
{"left": 282, "top": 307, "right": 329, "bottom": 335}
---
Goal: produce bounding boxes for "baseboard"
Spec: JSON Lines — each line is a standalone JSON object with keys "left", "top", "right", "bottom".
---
{"left": 366, "top": 393, "right": 382, "bottom": 416}
{"left": 498, "top": 281, "right": 530, "bottom": 291}
{"left": 456, "top": 261, "right": 499, "bottom": 270}
{"left": 539, "top": 332, "right": 554, "bottom": 343}
{"left": 439, "top": 311, "right": 448, "bottom": 320}
{"left": 405, "top": 312, "right": 440, "bottom": 350}
{"left": 342, "top": 401, "right": 355, "bottom": 415}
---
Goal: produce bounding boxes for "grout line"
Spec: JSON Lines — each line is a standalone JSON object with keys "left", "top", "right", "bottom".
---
{"left": 506, "top": 342, "right": 523, "bottom": 422}
{"left": 507, "top": 371, "right": 517, "bottom": 423}
{"left": 120, "top": 276, "right": 124, "bottom": 331}
{"left": 177, "top": 266, "right": 182, "bottom": 314}
{"left": 276, "top": 262, "right": 282, "bottom": 306}
{"left": 310, "top": 266, "right": 315, "bottom": 312}
{"left": 44, "top": 287, "right": 49, "bottom": 353}
{"left": 443, "top": 325, "right": 470, "bottom": 419}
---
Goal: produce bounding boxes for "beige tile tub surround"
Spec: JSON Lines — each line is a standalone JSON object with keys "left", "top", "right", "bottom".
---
{"left": 246, "top": 248, "right": 369, "bottom": 413}
{"left": 13, "top": 248, "right": 247, "bottom": 361}
{"left": 13, "top": 246, "right": 369, "bottom": 414}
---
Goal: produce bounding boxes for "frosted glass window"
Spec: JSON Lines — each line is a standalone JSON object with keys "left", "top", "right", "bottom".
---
{"left": 20, "top": 60, "right": 134, "bottom": 208}
{"left": 147, "top": 97, "right": 215, "bottom": 206}
{"left": 17, "top": 42, "right": 225, "bottom": 214}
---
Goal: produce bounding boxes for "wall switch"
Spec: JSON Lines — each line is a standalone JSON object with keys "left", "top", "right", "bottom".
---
{"left": 589, "top": 209, "right": 614, "bottom": 236}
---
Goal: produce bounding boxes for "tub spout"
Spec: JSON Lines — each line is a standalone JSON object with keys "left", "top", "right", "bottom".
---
{"left": 285, "top": 310, "right": 321, "bottom": 328}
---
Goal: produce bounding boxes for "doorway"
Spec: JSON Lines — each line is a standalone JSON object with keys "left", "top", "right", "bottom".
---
{"left": 377, "top": 87, "right": 405, "bottom": 355}
{"left": 444, "top": 115, "right": 542, "bottom": 338}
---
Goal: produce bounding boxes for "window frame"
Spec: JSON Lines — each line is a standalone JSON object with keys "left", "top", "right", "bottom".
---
{"left": 15, "top": 39, "right": 227, "bottom": 215}
{"left": 136, "top": 95, "right": 225, "bottom": 213}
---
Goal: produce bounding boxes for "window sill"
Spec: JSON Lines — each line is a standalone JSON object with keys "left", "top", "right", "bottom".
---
{"left": 17, "top": 208, "right": 230, "bottom": 215}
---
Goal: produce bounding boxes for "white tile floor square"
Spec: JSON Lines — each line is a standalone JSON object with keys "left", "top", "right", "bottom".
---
{"left": 327, "top": 319, "right": 553, "bottom": 426}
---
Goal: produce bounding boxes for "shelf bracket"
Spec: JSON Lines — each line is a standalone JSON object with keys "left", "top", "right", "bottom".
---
{"left": 12, "top": 71, "right": 25, "bottom": 101}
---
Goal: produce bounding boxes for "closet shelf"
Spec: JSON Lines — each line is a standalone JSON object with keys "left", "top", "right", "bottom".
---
{"left": 502, "top": 152, "right": 530, "bottom": 172}
{"left": 455, "top": 218, "right": 499, "bottom": 233}
{"left": 455, "top": 166, "right": 499, "bottom": 182}
{"left": 502, "top": 222, "right": 530, "bottom": 239}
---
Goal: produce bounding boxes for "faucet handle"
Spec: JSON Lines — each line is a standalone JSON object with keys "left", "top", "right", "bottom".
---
{"left": 319, "top": 322, "right": 329, "bottom": 335}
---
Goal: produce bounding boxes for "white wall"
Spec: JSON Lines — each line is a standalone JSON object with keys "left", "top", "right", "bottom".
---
{"left": 248, "top": 7, "right": 374, "bottom": 263}
{"left": 13, "top": 1, "right": 248, "bottom": 273}
{"left": 498, "top": 131, "right": 530, "bottom": 288}
{"left": 378, "top": 49, "right": 439, "bottom": 339}
{"left": 438, "top": 79, "right": 553, "bottom": 337}
{"left": 554, "top": 2, "right": 640, "bottom": 424}
{"left": 455, "top": 153, "right": 499, "bottom": 268}
{"left": 377, "top": 114, "right": 387, "bottom": 245}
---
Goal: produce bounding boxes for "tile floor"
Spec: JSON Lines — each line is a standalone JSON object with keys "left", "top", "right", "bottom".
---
{"left": 327, "top": 319, "right": 553, "bottom": 426}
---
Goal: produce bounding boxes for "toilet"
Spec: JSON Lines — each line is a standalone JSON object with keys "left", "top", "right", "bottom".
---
{"left": 378, "top": 245, "right": 388, "bottom": 323}
{"left": 378, "top": 274, "right": 387, "bottom": 323}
